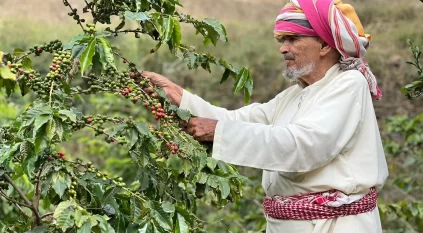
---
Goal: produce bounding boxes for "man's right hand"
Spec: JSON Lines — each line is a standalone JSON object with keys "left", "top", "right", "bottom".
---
{"left": 141, "top": 71, "right": 183, "bottom": 106}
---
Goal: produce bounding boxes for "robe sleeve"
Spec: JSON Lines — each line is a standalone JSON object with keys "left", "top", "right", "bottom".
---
{"left": 212, "top": 74, "right": 368, "bottom": 172}
{"left": 179, "top": 89, "right": 279, "bottom": 124}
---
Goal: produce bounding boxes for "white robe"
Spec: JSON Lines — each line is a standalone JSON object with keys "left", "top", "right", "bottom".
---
{"left": 179, "top": 64, "right": 389, "bottom": 233}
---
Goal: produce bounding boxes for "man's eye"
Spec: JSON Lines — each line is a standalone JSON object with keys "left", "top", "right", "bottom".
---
{"left": 287, "top": 36, "right": 299, "bottom": 42}
{"left": 279, "top": 36, "right": 298, "bottom": 43}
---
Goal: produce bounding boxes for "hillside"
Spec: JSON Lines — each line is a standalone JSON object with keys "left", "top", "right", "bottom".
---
{"left": 1, "top": 0, "right": 423, "bottom": 117}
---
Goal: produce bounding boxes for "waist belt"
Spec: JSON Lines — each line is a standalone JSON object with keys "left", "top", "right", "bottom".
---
{"left": 263, "top": 187, "right": 377, "bottom": 220}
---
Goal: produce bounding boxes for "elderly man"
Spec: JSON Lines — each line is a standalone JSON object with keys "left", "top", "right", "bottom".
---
{"left": 142, "top": 0, "right": 389, "bottom": 232}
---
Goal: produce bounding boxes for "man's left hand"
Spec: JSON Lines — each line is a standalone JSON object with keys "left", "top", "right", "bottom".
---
{"left": 181, "top": 117, "right": 217, "bottom": 142}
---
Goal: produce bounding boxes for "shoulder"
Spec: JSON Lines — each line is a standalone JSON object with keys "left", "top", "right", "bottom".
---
{"left": 335, "top": 70, "right": 369, "bottom": 89}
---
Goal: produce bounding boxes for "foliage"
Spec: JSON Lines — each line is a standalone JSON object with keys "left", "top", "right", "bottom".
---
{"left": 402, "top": 40, "right": 423, "bottom": 99}
{"left": 379, "top": 114, "right": 423, "bottom": 232}
{"left": 0, "top": 0, "right": 252, "bottom": 232}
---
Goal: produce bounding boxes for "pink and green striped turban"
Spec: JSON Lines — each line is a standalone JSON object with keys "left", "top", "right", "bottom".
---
{"left": 275, "top": 0, "right": 382, "bottom": 99}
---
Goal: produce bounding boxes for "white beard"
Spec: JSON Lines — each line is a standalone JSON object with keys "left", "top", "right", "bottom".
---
{"left": 283, "top": 62, "right": 315, "bottom": 82}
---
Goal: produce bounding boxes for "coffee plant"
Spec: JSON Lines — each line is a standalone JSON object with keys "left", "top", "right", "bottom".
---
{"left": 402, "top": 40, "right": 423, "bottom": 99}
{"left": 0, "top": 0, "right": 254, "bottom": 232}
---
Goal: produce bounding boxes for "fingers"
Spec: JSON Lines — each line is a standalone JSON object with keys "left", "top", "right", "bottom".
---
{"left": 142, "top": 71, "right": 164, "bottom": 85}
{"left": 143, "top": 87, "right": 155, "bottom": 95}
{"left": 179, "top": 120, "right": 188, "bottom": 129}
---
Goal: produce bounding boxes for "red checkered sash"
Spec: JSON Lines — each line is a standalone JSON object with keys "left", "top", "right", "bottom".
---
{"left": 263, "top": 187, "right": 378, "bottom": 220}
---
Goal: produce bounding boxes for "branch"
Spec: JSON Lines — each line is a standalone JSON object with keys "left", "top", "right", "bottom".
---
{"left": 0, "top": 190, "right": 32, "bottom": 209}
{"left": 3, "top": 174, "right": 42, "bottom": 226}
{"left": 63, "top": 0, "right": 86, "bottom": 32}
{"left": 4, "top": 174, "right": 32, "bottom": 206}
{"left": 41, "top": 212, "right": 54, "bottom": 220}
{"left": 33, "top": 164, "right": 45, "bottom": 219}
{"left": 49, "top": 81, "right": 55, "bottom": 106}
{"left": 0, "top": 191, "right": 32, "bottom": 219}
{"left": 14, "top": 203, "right": 31, "bottom": 219}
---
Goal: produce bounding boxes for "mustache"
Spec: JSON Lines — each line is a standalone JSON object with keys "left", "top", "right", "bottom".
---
{"left": 284, "top": 54, "right": 295, "bottom": 60}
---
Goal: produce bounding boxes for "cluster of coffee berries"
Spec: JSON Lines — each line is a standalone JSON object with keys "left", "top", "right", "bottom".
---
{"left": 48, "top": 152, "right": 66, "bottom": 161}
{"left": 67, "top": 177, "right": 78, "bottom": 198}
{"left": 27, "top": 75, "right": 52, "bottom": 98}
{"left": 67, "top": 7, "right": 86, "bottom": 24}
{"left": 6, "top": 62, "right": 25, "bottom": 76}
{"left": 29, "top": 40, "right": 63, "bottom": 55}
{"left": 46, "top": 51, "right": 72, "bottom": 79}
{"left": 149, "top": 103, "right": 168, "bottom": 121}
{"left": 69, "top": 119, "right": 87, "bottom": 131}
{"left": 166, "top": 141, "right": 179, "bottom": 154}
{"left": 0, "top": 127, "right": 14, "bottom": 141}
{"left": 86, "top": 23, "right": 96, "bottom": 35}
{"left": 112, "top": 176, "right": 126, "bottom": 187}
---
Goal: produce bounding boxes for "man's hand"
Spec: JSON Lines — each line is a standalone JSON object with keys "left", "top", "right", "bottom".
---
{"left": 181, "top": 117, "right": 217, "bottom": 142}
{"left": 141, "top": 71, "right": 183, "bottom": 106}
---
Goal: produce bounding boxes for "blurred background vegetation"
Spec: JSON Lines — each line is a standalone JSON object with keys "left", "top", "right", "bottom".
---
{"left": 0, "top": 0, "right": 422, "bottom": 232}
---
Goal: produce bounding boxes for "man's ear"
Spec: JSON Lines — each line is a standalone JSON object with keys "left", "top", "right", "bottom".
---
{"left": 320, "top": 41, "right": 332, "bottom": 56}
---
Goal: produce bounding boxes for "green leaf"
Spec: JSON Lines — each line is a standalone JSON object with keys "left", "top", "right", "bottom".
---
{"left": 23, "top": 152, "right": 37, "bottom": 179}
{"left": 0, "top": 143, "right": 21, "bottom": 165}
{"left": 59, "top": 110, "right": 77, "bottom": 122}
{"left": 130, "top": 196, "right": 142, "bottom": 222}
{"left": 206, "top": 157, "right": 217, "bottom": 171}
{"left": 54, "top": 200, "right": 75, "bottom": 219}
{"left": 138, "top": 222, "right": 154, "bottom": 233}
{"left": 176, "top": 109, "right": 191, "bottom": 121}
{"left": 33, "top": 114, "right": 51, "bottom": 136}
{"left": 75, "top": 210, "right": 89, "bottom": 227}
{"left": 220, "top": 68, "right": 231, "bottom": 84}
{"left": 64, "top": 34, "right": 87, "bottom": 50}
{"left": 46, "top": 118, "right": 56, "bottom": 140}
{"left": 34, "top": 130, "right": 47, "bottom": 154}
{"left": 79, "top": 38, "right": 97, "bottom": 74}
{"left": 93, "top": 183, "right": 105, "bottom": 199}
{"left": 163, "top": 16, "right": 175, "bottom": 43}
{"left": 57, "top": 208, "right": 74, "bottom": 231}
{"left": 167, "top": 154, "right": 183, "bottom": 174}
{"left": 72, "top": 44, "right": 87, "bottom": 59}
{"left": 197, "top": 172, "right": 209, "bottom": 184}
{"left": 94, "top": 215, "right": 116, "bottom": 233}
{"left": 129, "top": 128, "right": 139, "bottom": 149}
{"left": 218, "top": 179, "right": 231, "bottom": 199}
{"left": 22, "top": 57, "right": 33, "bottom": 69}
{"left": 0, "top": 65, "right": 16, "bottom": 80}
{"left": 234, "top": 68, "right": 249, "bottom": 94}
{"left": 18, "top": 78, "right": 30, "bottom": 96}
{"left": 184, "top": 53, "right": 198, "bottom": 69}
{"left": 97, "top": 38, "right": 116, "bottom": 70}
{"left": 149, "top": 202, "right": 172, "bottom": 231}
{"left": 115, "top": 20, "right": 126, "bottom": 31}
{"left": 161, "top": 201, "right": 175, "bottom": 213}
{"left": 55, "top": 118, "right": 64, "bottom": 141}
{"left": 52, "top": 172, "right": 70, "bottom": 198}
{"left": 110, "top": 124, "right": 127, "bottom": 138}
{"left": 135, "top": 123, "right": 152, "bottom": 137}
{"left": 77, "top": 222, "right": 92, "bottom": 233}
{"left": 203, "top": 18, "right": 227, "bottom": 43}
{"left": 170, "top": 18, "right": 182, "bottom": 52}
{"left": 14, "top": 48, "right": 25, "bottom": 57}
{"left": 92, "top": 50, "right": 102, "bottom": 77}
{"left": 24, "top": 226, "right": 49, "bottom": 233}
{"left": 175, "top": 213, "right": 189, "bottom": 233}
{"left": 124, "top": 11, "right": 150, "bottom": 21}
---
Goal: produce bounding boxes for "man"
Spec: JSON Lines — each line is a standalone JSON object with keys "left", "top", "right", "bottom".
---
{"left": 142, "top": 0, "right": 388, "bottom": 232}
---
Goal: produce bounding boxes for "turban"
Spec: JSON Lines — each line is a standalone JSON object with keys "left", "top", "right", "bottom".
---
{"left": 274, "top": 0, "right": 382, "bottom": 99}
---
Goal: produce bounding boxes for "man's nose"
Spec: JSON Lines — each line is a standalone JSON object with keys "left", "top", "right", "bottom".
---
{"left": 279, "top": 41, "right": 289, "bottom": 54}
